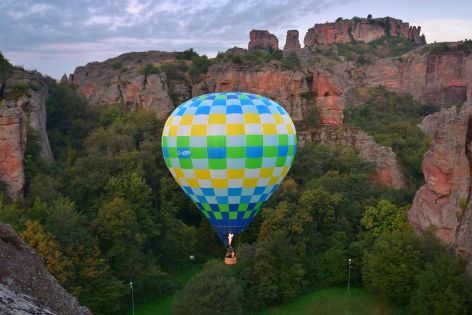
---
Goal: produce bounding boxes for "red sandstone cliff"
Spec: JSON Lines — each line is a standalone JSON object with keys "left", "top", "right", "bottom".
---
{"left": 304, "top": 17, "right": 425, "bottom": 46}
{"left": 248, "top": 30, "right": 279, "bottom": 52}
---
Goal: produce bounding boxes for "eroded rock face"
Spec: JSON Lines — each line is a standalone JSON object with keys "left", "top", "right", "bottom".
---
{"left": 71, "top": 51, "right": 176, "bottom": 120}
{"left": 299, "top": 125, "right": 406, "bottom": 189}
{"left": 409, "top": 101, "right": 472, "bottom": 273}
{"left": 284, "top": 30, "right": 301, "bottom": 50}
{"left": 0, "top": 108, "right": 26, "bottom": 200}
{"left": 364, "top": 51, "right": 472, "bottom": 107}
{"left": 248, "top": 30, "right": 279, "bottom": 52}
{"left": 304, "top": 17, "right": 425, "bottom": 46}
{"left": 0, "top": 223, "right": 91, "bottom": 314}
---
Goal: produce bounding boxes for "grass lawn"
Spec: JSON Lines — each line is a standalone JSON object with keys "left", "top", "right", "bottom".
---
{"left": 250, "top": 287, "right": 400, "bottom": 315}
{"left": 130, "top": 285, "right": 399, "bottom": 315}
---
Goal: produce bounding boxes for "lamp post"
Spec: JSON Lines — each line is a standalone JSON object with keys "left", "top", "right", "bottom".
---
{"left": 130, "top": 281, "right": 135, "bottom": 315}
{"left": 348, "top": 258, "right": 352, "bottom": 294}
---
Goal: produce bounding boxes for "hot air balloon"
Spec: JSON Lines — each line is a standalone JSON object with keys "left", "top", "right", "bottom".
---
{"left": 161, "top": 92, "right": 297, "bottom": 265}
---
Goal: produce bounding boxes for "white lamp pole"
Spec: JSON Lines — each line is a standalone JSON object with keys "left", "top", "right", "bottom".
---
{"left": 130, "top": 281, "right": 135, "bottom": 315}
{"left": 348, "top": 258, "right": 352, "bottom": 294}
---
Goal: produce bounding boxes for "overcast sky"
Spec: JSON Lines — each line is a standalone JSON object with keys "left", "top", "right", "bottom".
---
{"left": 1, "top": 0, "right": 471, "bottom": 79}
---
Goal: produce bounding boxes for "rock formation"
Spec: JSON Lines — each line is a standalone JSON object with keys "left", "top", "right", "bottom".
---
{"left": 0, "top": 68, "right": 53, "bottom": 200}
{"left": 248, "top": 30, "right": 279, "bottom": 52}
{"left": 409, "top": 101, "right": 472, "bottom": 274}
{"left": 0, "top": 223, "right": 91, "bottom": 314}
{"left": 304, "top": 17, "right": 425, "bottom": 46}
{"left": 71, "top": 51, "right": 176, "bottom": 120}
{"left": 284, "top": 30, "right": 301, "bottom": 50}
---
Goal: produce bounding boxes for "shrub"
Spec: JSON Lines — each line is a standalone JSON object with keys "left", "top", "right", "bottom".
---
{"left": 175, "top": 48, "right": 198, "bottom": 60}
{"left": 281, "top": 52, "right": 301, "bottom": 70}
{"left": 139, "top": 64, "right": 160, "bottom": 76}
{"left": 112, "top": 62, "right": 122, "bottom": 70}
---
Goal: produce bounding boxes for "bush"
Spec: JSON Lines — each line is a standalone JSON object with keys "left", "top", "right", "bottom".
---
{"left": 172, "top": 260, "right": 243, "bottom": 315}
{"left": 111, "top": 62, "right": 122, "bottom": 70}
{"left": 139, "top": 64, "right": 160, "bottom": 76}
{"left": 0, "top": 52, "right": 13, "bottom": 85}
{"left": 281, "top": 52, "right": 301, "bottom": 70}
{"left": 428, "top": 42, "right": 452, "bottom": 55}
{"left": 175, "top": 48, "right": 198, "bottom": 60}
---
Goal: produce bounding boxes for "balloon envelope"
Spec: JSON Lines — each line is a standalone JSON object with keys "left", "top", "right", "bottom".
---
{"left": 161, "top": 92, "right": 297, "bottom": 245}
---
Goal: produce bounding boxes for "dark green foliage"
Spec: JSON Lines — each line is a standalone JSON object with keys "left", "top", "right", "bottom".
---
{"left": 299, "top": 106, "right": 320, "bottom": 129}
{"left": 175, "top": 48, "right": 198, "bottom": 60}
{"left": 281, "top": 52, "right": 301, "bottom": 70}
{"left": 362, "top": 230, "right": 420, "bottom": 304}
{"left": 0, "top": 52, "right": 13, "bottom": 87}
{"left": 4, "top": 83, "right": 30, "bottom": 100}
{"left": 112, "top": 62, "right": 122, "bottom": 70}
{"left": 344, "top": 87, "right": 436, "bottom": 188}
{"left": 457, "top": 39, "right": 472, "bottom": 54}
{"left": 139, "top": 63, "right": 160, "bottom": 76}
{"left": 270, "top": 49, "right": 284, "bottom": 61}
{"left": 189, "top": 55, "right": 212, "bottom": 83}
{"left": 160, "top": 62, "right": 188, "bottom": 80}
{"left": 172, "top": 260, "right": 243, "bottom": 315}
{"left": 428, "top": 42, "right": 452, "bottom": 55}
{"left": 428, "top": 40, "right": 472, "bottom": 55}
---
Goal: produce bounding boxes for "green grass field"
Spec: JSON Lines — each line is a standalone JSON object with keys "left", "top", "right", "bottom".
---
{"left": 130, "top": 286, "right": 398, "bottom": 315}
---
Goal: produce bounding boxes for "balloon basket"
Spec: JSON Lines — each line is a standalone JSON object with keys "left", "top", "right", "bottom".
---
{"left": 224, "top": 247, "right": 237, "bottom": 266}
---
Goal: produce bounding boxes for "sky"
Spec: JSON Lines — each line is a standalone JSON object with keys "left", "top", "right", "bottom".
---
{"left": 1, "top": 0, "right": 471, "bottom": 79}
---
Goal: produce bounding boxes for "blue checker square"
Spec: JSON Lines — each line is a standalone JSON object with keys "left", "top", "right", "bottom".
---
{"left": 241, "top": 196, "right": 252, "bottom": 204}
{"left": 196, "top": 106, "right": 210, "bottom": 115}
{"left": 229, "top": 204, "right": 239, "bottom": 211}
{"left": 189, "top": 100, "right": 201, "bottom": 107}
{"left": 207, "top": 147, "right": 226, "bottom": 159}
{"left": 227, "top": 94, "right": 238, "bottom": 99}
{"left": 246, "top": 146, "right": 263, "bottom": 158}
{"left": 256, "top": 105, "right": 270, "bottom": 114}
{"left": 240, "top": 98, "right": 253, "bottom": 105}
{"left": 226, "top": 105, "right": 243, "bottom": 114}
{"left": 197, "top": 195, "right": 207, "bottom": 203}
{"left": 228, "top": 188, "right": 242, "bottom": 196}
{"left": 210, "top": 204, "right": 219, "bottom": 211}
{"left": 278, "top": 146, "right": 288, "bottom": 156}
{"left": 163, "top": 147, "right": 169, "bottom": 157}
{"left": 202, "top": 188, "right": 215, "bottom": 196}
{"left": 216, "top": 196, "right": 228, "bottom": 204}
{"left": 248, "top": 203, "right": 257, "bottom": 210}
{"left": 254, "top": 186, "right": 266, "bottom": 195}
{"left": 175, "top": 107, "right": 187, "bottom": 116}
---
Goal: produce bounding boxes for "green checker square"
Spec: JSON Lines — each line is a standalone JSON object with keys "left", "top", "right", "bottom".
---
{"left": 168, "top": 147, "right": 178, "bottom": 158}
{"left": 263, "top": 146, "right": 278, "bottom": 158}
{"left": 179, "top": 159, "right": 194, "bottom": 169}
{"left": 220, "top": 204, "right": 229, "bottom": 212}
{"left": 177, "top": 136, "right": 190, "bottom": 147}
{"left": 209, "top": 159, "right": 227, "bottom": 169}
{"left": 207, "top": 135, "right": 226, "bottom": 147}
{"left": 164, "top": 158, "right": 172, "bottom": 167}
{"left": 238, "top": 94, "right": 250, "bottom": 100}
{"left": 238, "top": 204, "right": 248, "bottom": 211}
{"left": 288, "top": 145, "right": 295, "bottom": 156}
{"left": 202, "top": 203, "right": 211, "bottom": 211}
{"left": 229, "top": 212, "right": 237, "bottom": 220}
{"left": 227, "top": 147, "right": 246, "bottom": 158}
{"left": 202, "top": 211, "right": 210, "bottom": 219}
{"left": 162, "top": 136, "right": 168, "bottom": 147}
{"left": 191, "top": 147, "right": 207, "bottom": 159}
{"left": 214, "top": 212, "right": 223, "bottom": 220}
{"left": 246, "top": 158, "right": 262, "bottom": 169}
{"left": 198, "top": 95, "right": 208, "bottom": 100}
{"left": 278, "top": 134, "right": 289, "bottom": 145}
{"left": 276, "top": 156, "right": 287, "bottom": 167}
{"left": 215, "top": 94, "right": 227, "bottom": 100}
{"left": 243, "top": 211, "right": 252, "bottom": 219}
{"left": 246, "top": 135, "right": 263, "bottom": 146}
{"left": 255, "top": 202, "right": 264, "bottom": 209}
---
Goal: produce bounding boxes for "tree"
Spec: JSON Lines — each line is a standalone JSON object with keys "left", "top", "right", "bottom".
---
{"left": 360, "top": 199, "right": 410, "bottom": 237}
{"left": 362, "top": 230, "right": 420, "bottom": 304}
{"left": 172, "top": 260, "right": 243, "bottom": 315}
{"left": 20, "top": 220, "right": 71, "bottom": 284}
{"left": 410, "top": 252, "right": 472, "bottom": 315}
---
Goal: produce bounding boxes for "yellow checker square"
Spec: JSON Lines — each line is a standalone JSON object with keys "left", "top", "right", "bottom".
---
{"left": 262, "top": 124, "right": 277, "bottom": 135}
{"left": 244, "top": 113, "right": 261, "bottom": 124}
{"left": 273, "top": 114, "right": 284, "bottom": 124}
{"left": 227, "top": 169, "right": 244, "bottom": 179}
{"left": 243, "top": 178, "right": 258, "bottom": 187}
{"left": 287, "top": 123, "right": 295, "bottom": 134}
{"left": 169, "top": 125, "right": 178, "bottom": 136}
{"left": 208, "top": 114, "right": 226, "bottom": 124}
{"left": 260, "top": 167, "right": 274, "bottom": 178}
{"left": 227, "top": 124, "right": 245, "bottom": 135}
{"left": 191, "top": 124, "right": 207, "bottom": 136}
{"left": 268, "top": 176, "right": 280, "bottom": 186}
{"left": 195, "top": 169, "right": 211, "bottom": 180}
{"left": 212, "top": 179, "right": 228, "bottom": 189}
{"left": 282, "top": 166, "right": 290, "bottom": 176}
{"left": 186, "top": 178, "right": 199, "bottom": 188}
{"left": 174, "top": 168, "right": 185, "bottom": 178}
{"left": 180, "top": 115, "right": 193, "bottom": 125}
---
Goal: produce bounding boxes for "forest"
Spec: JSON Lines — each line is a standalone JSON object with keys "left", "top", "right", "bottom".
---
{"left": 1, "top": 78, "right": 471, "bottom": 315}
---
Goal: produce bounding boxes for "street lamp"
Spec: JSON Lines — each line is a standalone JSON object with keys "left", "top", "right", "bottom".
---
{"left": 130, "top": 281, "right": 135, "bottom": 315}
{"left": 347, "top": 258, "right": 352, "bottom": 294}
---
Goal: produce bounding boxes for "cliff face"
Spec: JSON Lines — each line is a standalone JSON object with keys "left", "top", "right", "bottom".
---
{"left": 304, "top": 17, "right": 425, "bottom": 46}
{"left": 0, "top": 223, "right": 91, "bottom": 314}
{"left": 284, "top": 30, "right": 301, "bottom": 50}
{"left": 409, "top": 101, "right": 472, "bottom": 274}
{"left": 248, "top": 30, "right": 279, "bottom": 52}
{"left": 0, "top": 68, "right": 53, "bottom": 200}
{"left": 71, "top": 51, "right": 176, "bottom": 120}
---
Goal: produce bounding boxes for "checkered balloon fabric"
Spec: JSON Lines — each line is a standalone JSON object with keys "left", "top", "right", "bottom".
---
{"left": 162, "top": 92, "right": 297, "bottom": 244}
